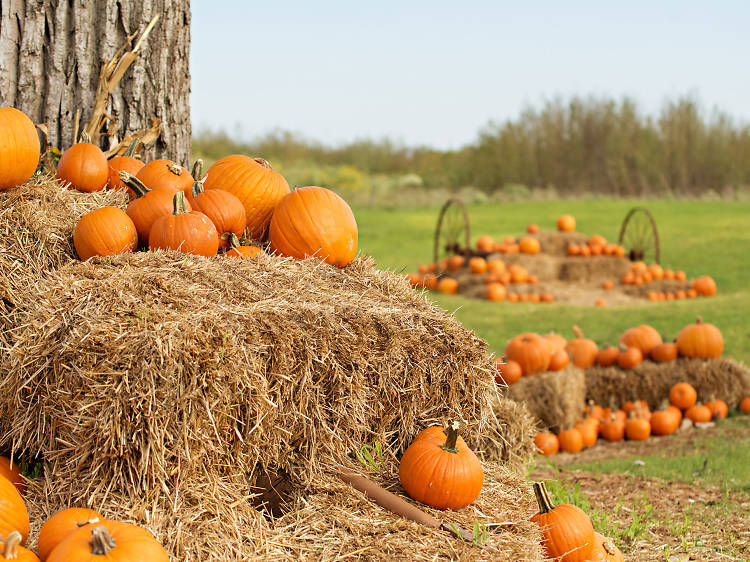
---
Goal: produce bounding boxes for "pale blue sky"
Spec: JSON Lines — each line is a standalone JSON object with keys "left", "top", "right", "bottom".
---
{"left": 190, "top": 1, "right": 749, "bottom": 149}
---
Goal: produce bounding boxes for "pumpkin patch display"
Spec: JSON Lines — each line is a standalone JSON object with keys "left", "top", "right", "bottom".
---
{"left": 531, "top": 481, "right": 594, "bottom": 561}
{"left": 0, "top": 107, "right": 41, "bottom": 190}
{"left": 56, "top": 141, "right": 109, "bottom": 192}
{"left": 398, "top": 422, "right": 483, "bottom": 510}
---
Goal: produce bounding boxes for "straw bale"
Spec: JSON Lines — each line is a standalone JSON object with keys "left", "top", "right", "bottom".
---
{"left": 622, "top": 279, "right": 692, "bottom": 297}
{"left": 585, "top": 358, "right": 750, "bottom": 409}
{"left": 500, "top": 253, "right": 562, "bottom": 281}
{"left": 558, "top": 256, "right": 630, "bottom": 282}
{"left": 479, "top": 397, "right": 537, "bottom": 472}
{"left": 505, "top": 366, "right": 587, "bottom": 432}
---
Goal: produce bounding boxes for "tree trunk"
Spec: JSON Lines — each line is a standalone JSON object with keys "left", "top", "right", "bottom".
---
{"left": 0, "top": 0, "right": 191, "bottom": 165}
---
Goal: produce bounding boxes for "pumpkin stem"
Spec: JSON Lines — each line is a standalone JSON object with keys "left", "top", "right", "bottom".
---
{"left": 440, "top": 421, "right": 461, "bottom": 453}
{"left": 123, "top": 138, "right": 141, "bottom": 158}
{"left": 532, "top": 481, "right": 555, "bottom": 514}
{"left": 572, "top": 325, "right": 584, "bottom": 339}
{"left": 119, "top": 172, "right": 150, "bottom": 198}
{"left": 172, "top": 191, "right": 188, "bottom": 215}
{"left": 77, "top": 517, "right": 101, "bottom": 527}
{"left": 191, "top": 158, "right": 203, "bottom": 180}
{"left": 253, "top": 157, "right": 272, "bottom": 169}
{"left": 191, "top": 178, "right": 205, "bottom": 198}
{"left": 167, "top": 162, "right": 183, "bottom": 176}
{"left": 89, "top": 526, "right": 116, "bottom": 555}
{"left": 1, "top": 531, "right": 22, "bottom": 559}
{"left": 227, "top": 233, "right": 241, "bottom": 249}
{"left": 696, "top": 316, "right": 703, "bottom": 325}
{"left": 80, "top": 131, "right": 92, "bottom": 144}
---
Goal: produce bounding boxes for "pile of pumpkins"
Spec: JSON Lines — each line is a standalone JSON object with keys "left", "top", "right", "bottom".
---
{"left": 566, "top": 233, "right": 626, "bottom": 258}
{"left": 495, "top": 317, "right": 725, "bottom": 384}
{"left": 0, "top": 106, "right": 358, "bottom": 269}
{"left": 0, "top": 455, "right": 168, "bottom": 560}
{"left": 533, "top": 380, "right": 750, "bottom": 457}
{"left": 604, "top": 261, "right": 718, "bottom": 301}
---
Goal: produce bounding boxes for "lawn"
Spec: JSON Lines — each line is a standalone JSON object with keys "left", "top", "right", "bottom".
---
{"left": 354, "top": 199, "right": 750, "bottom": 363}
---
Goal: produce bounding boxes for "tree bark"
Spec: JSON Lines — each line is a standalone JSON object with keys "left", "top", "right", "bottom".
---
{"left": 0, "top": 0, "right": 191, "bottom": 165}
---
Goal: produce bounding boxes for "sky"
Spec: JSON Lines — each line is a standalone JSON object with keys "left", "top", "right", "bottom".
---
{"left": 190, "top": 1, "right": 750, "bottom": 150}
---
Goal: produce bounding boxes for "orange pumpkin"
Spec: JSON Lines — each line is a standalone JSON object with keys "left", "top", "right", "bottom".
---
{"left": 106, "top": 140, "right": 144, "bottom": 196}
{"left": 602, "top": 280, "right": 614, "bottom": 290}
{"left": 398, "top": 422, "right": 483, "bottom": 510}
{"left": 558, "top": 428, "right": 584, "bottom": 454}
{"left": 584, "top": 400, "right": 604, "bottom": 421}
{"left": 565, "top": 326, "right": 598, "bottom": 369}
{"left": 651, "top": 341, "right": 678, "bottom": 362}
{"left": 540, "top": 292, "right": 555, "bottom": 303}
{"left": 676, "top": 317, "right": 723, "bottom": 358}
{"left": 475, "top": 235, "right": 494, "bottom": 252}
{"left": 531, "top": 481, "right": 593, "bottom": 561}
{"left": 73, "top": 207, "right": 138, "bottom": 261}
{"left": 437, "top": 277, "right": 458, "bottom": 295}
{"left": 548, "top": 349, "right": 570, "bottom": 371}
{"left": 508, "top": 264, "right": 528, "bottom": 284}
{"left": 588, "top": 532, "right": 624, "bottom": 561}
{"left": 468, "top": 256, "right": 488, "bottom": 274}
{"left": 625, "top": 411, "right": 650, "bottom": 440}
{"left": 485, "top": 282, "right": 506, "bottom": 302}
{"left": 189, "top": 180, "right": 246, "bottom": 248}
{"left": 567, "top": 244, "right": 581, "bottom": 256}
{"left": 135, "top": 158, "right": 193, "bottom": 195}
{"left": 619, "top": 324, "right": 662, "bottom": 358}
{"left": 505, "top": 333, "right": 551, "bottom": 375}
{"left": 446, "top": 255, "right": 464, "bottom": 271}
{"left": 0, "top": 531, "right": 37, "bottom": 562}
{"left": 423, "top": 274, "right": 438, "bottom": 290}
{"left": 519, "top": 236, "right": 541, "bottom": 254}
{"left": 669, "top": 382, "right": 697, "bottom": 410}
{"left": 740, "top": 396, "right": 750, "bottom": 414}
{"left": 0, "top": 107, "right": 41, "bottom": 190}
{"left": 495, "top": 359, "right": 522, "bottom": 385}
{"left": 56, "top": 142, "right": 109, "bottom": 192}
{"left": 663, "top": 268, "right": 675, "bottom": 280}
{"left": 534, "top": 432, "right": 559, "bottom": 456}
{"left": 0, "top": 475, "right": 29, "bottom": 543}
{"left": 599, "top": 414, "right": 625, "bottom": 442}
{"left": 595, "top": 345, "right": 619, "bottom": 367}
{"left": 0, "top": 458, "right": 23, "bottom": 496}
{"left": 617, "top": 346, "right": 643, "bottom": 370}
{"left": 574, "top": 421, "right": 597, "bottom": 448}
{"left": 650, "top": 403, "right": 680, "bottom": 436}
{"left": 685, "top": 403, "right": 712, "bottom": 424}
{"left": 46, "top": 521, "right": 168, "bottom": 562}
{"left": 148, "top": 191, "right": 219, "bottom": 257}
{"left": 224, "top": 234, "right": 263, "bottom": 259}
{"left": 594, "top": 298, "right": 607, "bottom": 307}
{"left": 544, "top": 332, "right": 567, "bottom": 354}
{"left": 527, "top": 223, "right": 539, "bottom": 234}
{"left": 705, "top": 398, "right": 728, "bottom": 420}
{"left": 269, "top": 186, "right": 358, "bottom": 268}
{"left": 556, "top": 214, "right": 576, "bottom": 232}
{"left": 579, "top": 245, "right": 591, "bottom": 257}
{"left": 675, "top": 270, "right": 687, "bottom": 281}
{"left": 487, "top": 259, "right": 506, "bottom": 275}
{"left": 37, "top": 507, "right": 103, "bottom": 561}
{"left": 691, "top": 275, "right": 717, "bottom": 297}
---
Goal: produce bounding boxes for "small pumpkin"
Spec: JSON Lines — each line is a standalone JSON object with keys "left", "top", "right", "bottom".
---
{"left": 534, "top": 432, "right": 559, "bottom": 456}
{"left": 565, "top": 326, "right": 598, "bottom": 369}
{"left": 0, "top": 107, "right": 41, "bottom": 190}
{"left": 190, "top": 179, "right": 246, "bottom": 248}
{"left": 398, "top": 422, "right": 483, "bottom": 510}
{"left": 548, "top": 349, "right": 570, "bottom": 371}
{"left": 505, "top": 333, "right": 551, "bottom": 375}
{"left": 543, "top": 332, "right": 567, "bottom": 354}
{"left": 588, "top": 532, "right": 624, "bottom": 561}
{"left": 705, "top": 397, "right": 728, "bottom": 420}
{"left": 676, "top": 317, "right": 724, "bottom": 359}
{"left": 519, "top": 236, "right": 540, "bottom": 254}
{"left": 0, "top": 458, "right": 23, "bottom": 496}
{"left": 106, "top": 139, "right": 144, "bottom": 196}
{"left": 37, "top": 508, "right": 102, "bottom": 561}
{"left": 651, "top": 340, "right": 678, "bottom": 362}
{"left": 617, "top": 346, "right": 643, "bottom": 370}
{"left": 625, "top": 411, "right": 651, "bottom": 441}
{"left": 619, "top": 324, "right": 662, "bottom": 358}
{"left": 135, "top": 158, "right": 194, "bottom": 194}
{"left": 685, "top": 403, "right": 712, "bottom": 424}
{"left": 669, "top": 382, "right": 697, "bottom": 410}
{"left": 73, "top": 207, "right": 138, "bottom": 261}
{"left": 595, "top": 345, "right": 620, "bottom": 367}
{"left": 0, "top": 531, "right": 38, "bottom": 562}
{"left": 148, "top": 191, "right": 219, "bottom": 257}
{"left": 574, "top": 421, "right": 597, "bottom": 448}
{"left": 468, "top": 256, "right": 487, "bottom": 274}
{"left": 495, "top": 359, "right": 522, "bottom": 385}
{"left": 599, "top": 414, "right": 625, "bottom": 442}
{"left": 602, "top": 280, "right": 614, "bottom": 290}
{"left": 531, "top": 481, "right": 594, "bottom": 561}
{"left": 584, "top": 400, "right": 604, "bottom": 421}
{"left": 691, "top": 275, "right": 717, "bottom": 297}
{"left": 56, "top": 141, "right": 109, "bottom": 192}
{"left": 556, "top": 214, "right": 576, "bottom": 232}
{"left": 269, "top": 186, "right": 358, "bottom": 268}
{"left": 508, "top": 264, "right": 528, "bottom": 284}
{"left": 740, "top": 396, "right": 750, "bottom": 414}
{"left": 558, "top": 427, "right": 583, "bottom": 454}
{"left": 475, "top": 235, "right": 494, "bottom": 252}
{"left": 0, "top": 475, "right": 29, "bottom": 543}
{"left": 650, "top": 402, "right": 680, "bottom": 436}
{"left": 224, "top": 234, "right": 263, "bottom": 259}
{"left": 485, "top": 282, "right": 506, "bottom": 302}
{"left": 527, "top": 223, "right": 539, "bottom": 234}
{"left": 487, "top": 259, "right": 506, "bottom": 275}
{"left": 46, "top": 521, "right": 168, "bottom": 562}
{"left": 437, "top": 277, "right": 459, "bottom": 295}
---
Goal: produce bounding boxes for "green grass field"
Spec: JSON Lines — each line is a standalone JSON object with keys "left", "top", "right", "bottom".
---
{"left": 354, "top": 199, "right": 750, "bottom": 363}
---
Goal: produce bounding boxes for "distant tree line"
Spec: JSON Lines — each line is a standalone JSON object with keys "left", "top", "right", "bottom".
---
{"left": 193, "top": 96, "right": 750, "bottom": 196}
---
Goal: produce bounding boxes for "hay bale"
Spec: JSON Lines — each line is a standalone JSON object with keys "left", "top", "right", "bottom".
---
{"left": 479, "top": 397, "right": 537, "bottom": 472}
{"left": 558, "top": 256, "right": 630, "bottom": 282}
{"left": 622, "top": 279, "right": 692, "bottom": 297}
{"left": 585, "top": 358, "right": 750, "bottom": 409}
{"left": 505, "top": 366, "right": 586, "bottom": 432}
{"left": 501, "top": 253, "right": 561, "bottom": 281}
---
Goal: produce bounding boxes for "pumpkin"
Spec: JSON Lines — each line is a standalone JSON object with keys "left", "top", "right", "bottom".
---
{"left": 669, "top": 382, "right": 697, "bottom": 410}
{"left": 122, "top": 172, "right": 193, "bottom": 247}
{"left": 602, "top": 280, "right": 614, "bottom": 290}
{"left": 224, "top": 233, "right": 263, "bottom": 259}
{"left": 37, "top": 508, "right": 102, "bottom": 561}
{"left": 487, "top": 259, "right": 506, "bottom": 275}
{"left": 468, "top": 256, "right": 487, "bottom": 274}
{"left": 617, "top": 346, "right": 643, "bottom": 370}
{"left": 558, "top": 427, "right": 583, "bottom": 454}
{"left": 405, "top": 273, "right": 424, "bottom": 287}
{"left": 56, "top": 142, "right": 108, "bottom": 192}
{"left": 269, "top": 186, "right": 357, "bottom": 268}
{"left": 189, "top": 180, "right": 246, "bottom": 248}
{"left": 741, "top": 397, "right": 750, "bottom": 414}
{"left": 565, "top": 326, "right": 598, "bottom": 369}
{"left": 73, "top": 207, "right": 138, "bottom": 261}
{"left": 685, "top": 403, "right": 712, "bottom": 424}
{"left": 148, "top": 191, "right": 219, "bottom": 257}
{"left": 676, "top": 317, "right": 724, "bottom": 358}
{"left": 203, "top": 155, "right": 289, "bottom": 238}
{"left": 445, "top": 255, "right": 464, "bottom": 271}
{"left": 475, "top": 235, "right": 494, "bottom": 252}
{"left": 540, "top": 292, "right": 555, "bottom": 303}
{"left": 485, "top": 283, "right": 506, "bottom": 302}
{"left": 594, "top": 298, "right": 607, "bottom": 307}
{"left": 650, "top": 402, "right": 680, "bottom": 436}
{"left": 504, "top": 333, "right": 551, "bottom": 375}
{"left": 495, "top": 359, "right": 522, "bottom": 385}
{"left": 398, "top": 422, "right": 483, "bottom": 510}
{"left": 574, "top": 421, "right": 597, "bottom": 448}
{"left": 508, "top": 264, "right": 528, "bottom": 284}
{"left": 0, "top": 107, "right": 41, "bottom": 190}
{"left": 648, "top": 264, "right": 664, "bottom": 280}
{"left": 106, "top": 140, "right": 144, "bottom": 196}
{"left": 534, "top": 432, "right": 559, "bottom": 456}
{"left": 528, "top": 274, "right": 539, "bottom": 284}
{"left": 135, "top": 158, "right": 193, "bottom": 195}
{"left": 437, "top": 277, "right": 458, "bottom": 295}
{"left": 705, "top": 398, "right": 728, "bottom": 420}
{"left": 595, "top": 345, "right": 619, "bottom": 367}
{"left": 663, "top": 268, "right": 675, "bottom": 280}
{"left": 619, "top": 324, "right": 662, "bottom": 358}
{"left": 691, "top": 275, "right": 717, "bottom": 297}
{"left": 556, "top": 214, "right": 576, "bottom": 232}
{"left": 527, "top": 223, "right": 539, "bottom": 234}
{"left": 584, "top": 400, "right": 604, "bottom": 421}
{"left": 46, "top": 521, "right": 168, "bottom": 562}
{"left": 651, "top": 340, "right": 678, "bottom": 362}
{"left": 0, "top": 475, "right": 29, "bottom": 543}
{"left": 579, "top": 245, "right": 591, "bottom": 257}
{"left": 0, "top": 458, "right": 23, "bottom": 497}
{"left": 531, "top": 481, "right": 593, "bottom": 561}
{"left": 544, "top": 332, "right": 567, "bottom": 354}
{"left": 567, "top": 244, "right": 581, "bottom": 256}
{"left": 519, "top": 237, "right": 540, "bottom": 254}
{"left": 0, "top": 531, "right": 38, "bottom": 562}
{"left": 675, "top": 270, "right": 687, "bottom": 281}
{"left": 599, "top": 414, "right": 625, "bottom": 442}
{"left": 548, "top": 349, "right": 570, "bottom": 371}
{"left": 423, "top": 274, "right": 438, "bottom": 290}
{"left": 507, "top": 292, "right": 519, "bottom": 302}
{"left": 625, "top": 411, "right": 650, "bottom": 440}
{"left": 588, "top": 532, "right": 624, "bottom": 561}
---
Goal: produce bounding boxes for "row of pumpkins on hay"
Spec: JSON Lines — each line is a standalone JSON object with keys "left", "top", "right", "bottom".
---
{"left": 0, "top": 107, "right": 358, "bottom": 267}
{"left": 606, "top": 261, "right": 717, "bottom": 300}
{"left": 534, "top": 382, "right": 750, "bottom": 457}
{"left": 0, "top": 458, "right": 168, "bottom": 560}
{"left": 495, "top": 318, "right": 723, "bottom": 384}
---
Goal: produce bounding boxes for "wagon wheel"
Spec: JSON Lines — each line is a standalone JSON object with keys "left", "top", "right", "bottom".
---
{"left": 433, "top": 198, "right": 470, "bottom": 271}
{"left": 617, "top": 207, "right": 660, "bottom": 264}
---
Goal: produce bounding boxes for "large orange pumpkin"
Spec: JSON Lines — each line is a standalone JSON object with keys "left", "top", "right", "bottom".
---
{"left": 47, "top": 521, "right": 168, "bottom": 562}
{"left": 504, "top": 333, "right": 551, "bottom": 375}
{"left": 37, "top": 507, "right": 103, "bottom": 561}
{"left": 650, "top": 403, "right": 680, "bottom": 436}
{"left": 148, "top": 192, "right": 219, "bottom": 257}
{"left": 56, "top": 142, "right": 109, "bottom": 192}
{"left": 269, "top": 186, "right": 357, "bottom": 268}
{"left": 565, "top": 326, "right": 598, "bottom": 369}
{"left": 0, "top": 107, "right": 40, "bottom": 190}
{"left": 203, "top": 155, "right": 289, "bottom": 238}
{"left": 619, "top": 324, "right": 662, "bottom": 358}
{"left": 531, "top": 481, "right": 593, "bottom": 561}
{"left": 676, "top": 317, "right": 724, "bottom": 358}
{"left": 398, "top": 422, "right": 483, "bottom": 510}
{"left": 0, "top": 474, "right": 29, "bottom": 543}
{"left": 73, "top": 207, "right": 138, "bottom": 261}
{"left": 691, "top": 276, "right": 716, "bottom": 297}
